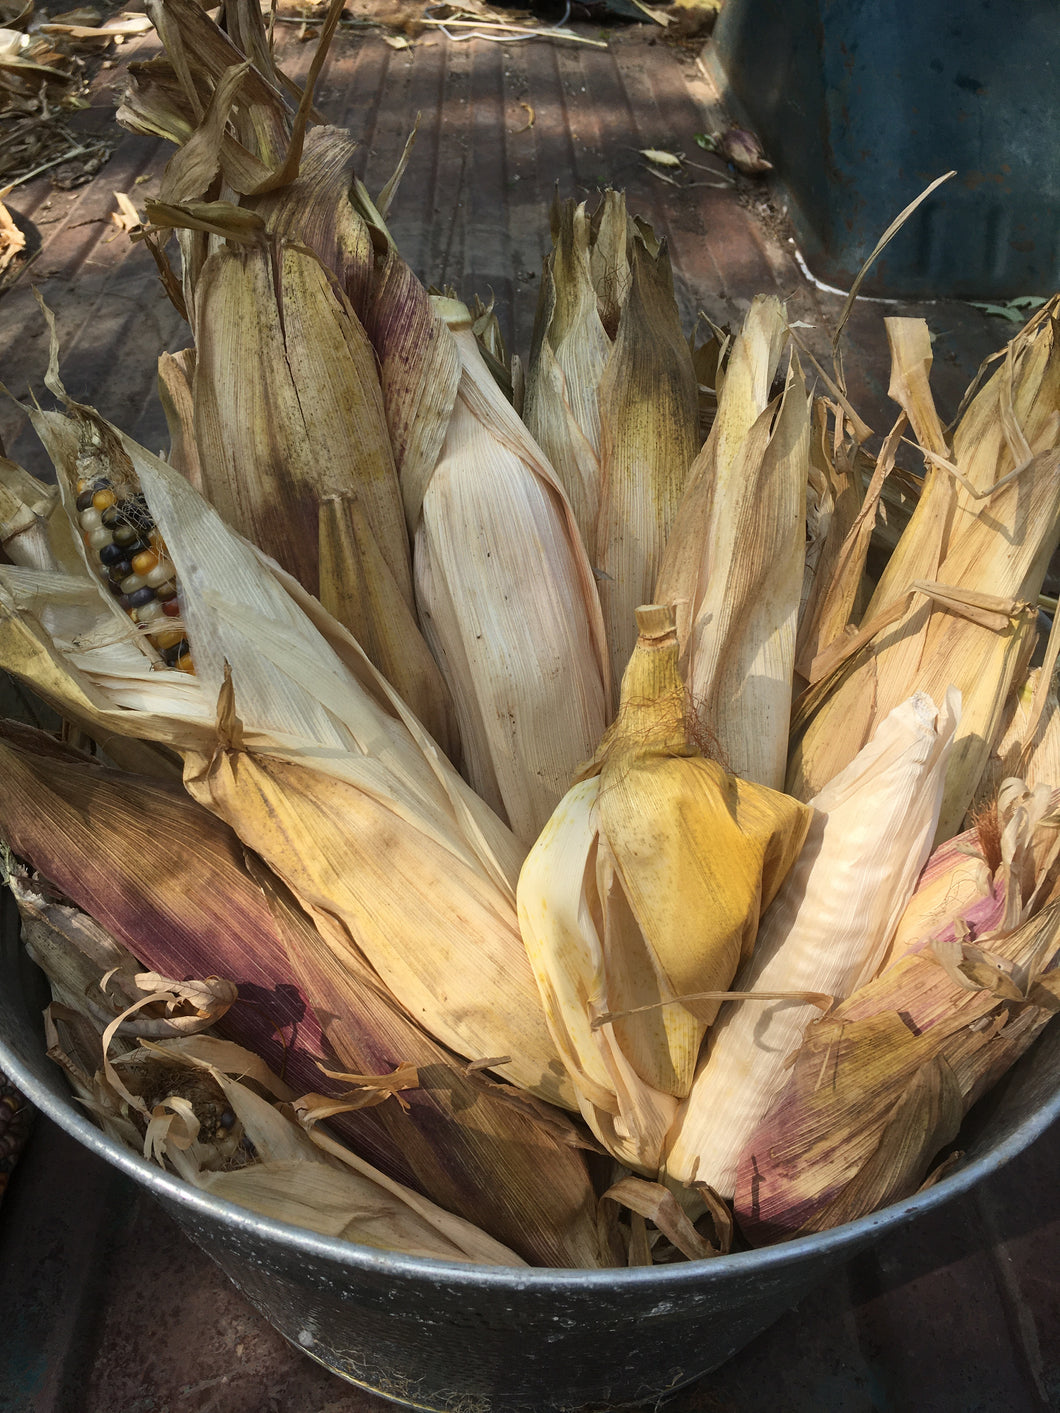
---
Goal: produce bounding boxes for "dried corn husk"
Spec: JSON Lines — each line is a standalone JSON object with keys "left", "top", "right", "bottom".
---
{"left": 518, "top": 604, "right": 812, "bottom": 1172}
{"left": 102, "top": 1029, "right": 525, "bottom": 1265}
{"left": 412, "top": 296, "right": 610, "bottom": 843}
{"left": 795, "top": 406, "right": 904, "bottom": 683}
{"left": 664, "top": 688, "right": 960, "bottom": 1197}
{"left": 875, "top": 779, "right": 1060, "bottom": 978}
{"left": 594, "top": 231, "right": 700, "bottom": 689}
{"left": 174, "top": 229, "right": 457, "bottom": 756}
{"left": 733, "top": 821, "right": 1060, "bottom": 1244}
{"left": 186, "top": 694, "right": 568, "bottom": 1106}
{"left": 789, "top": 308, "right": 1060, "bottom": 839}
{"left": 0, "top": 721, "right": 609, "bottom": 1266}
{"left": 0, "top": 454, "right": 79, "bottom": 573}
{"left": 156, "top": 348, "right": 203, "bottom": 490}
{"left": 656, "top": 296, "right": 809, "bottom": 789}
{"left": 523, "top": 197, "right": 614, "bottom": 557}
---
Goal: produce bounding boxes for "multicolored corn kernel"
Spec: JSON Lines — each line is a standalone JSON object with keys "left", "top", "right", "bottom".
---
{"left": 73, "top": 475, "right": 192, "bottom": 675}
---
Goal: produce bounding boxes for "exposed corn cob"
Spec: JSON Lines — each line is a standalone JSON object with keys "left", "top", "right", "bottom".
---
{"left": 518, "top": 604, "right": 812, "bottom": 1172}
{"left": 663, "top": 688, "right": 959, "bottom": 1197}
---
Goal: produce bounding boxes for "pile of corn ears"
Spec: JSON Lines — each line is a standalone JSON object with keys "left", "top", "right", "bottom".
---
{"left": 1, "top": 0, "right": 1059, "bottom": 1268}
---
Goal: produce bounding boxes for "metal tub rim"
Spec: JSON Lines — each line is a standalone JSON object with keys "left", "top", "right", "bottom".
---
{"left": 4, "top": 990, "right": 1059, "bottom": 1292}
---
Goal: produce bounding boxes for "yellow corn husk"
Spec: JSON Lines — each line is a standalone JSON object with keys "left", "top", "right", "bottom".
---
{"left": 523, "top": 197, "right": 614, "bottom": 558}
{"left": 655, "top": 296, "right": 810, "bottom": 789}
{"left": 733, "top": 835, "right": 1060, "bottom": 1245}
{"left": 186, "top": 715, "right": 567, "bottom": 1106}
{"left": 788, "top": 307, "right": 1060, "bottom": 837}
{"left": 664, "top": 687, "right": 960, "bottom": 1197}
{"left": 411, "top": 296, "right": 610, "bottom": 843}
{"left": 595, "top": 233, "right": 700, "bottom": 690}
{"left": 0, "top": 720, "right": 612, "bottom": 1266}
{"left": 518, "top": 604, "right": 812, "bottom": 1173}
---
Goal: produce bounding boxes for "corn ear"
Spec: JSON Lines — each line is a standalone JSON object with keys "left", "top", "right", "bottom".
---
{"left": 656, "top": 297, "right": 809, "bottom": 789}
{"left": 412, "top": 297, "right": 610, "bottom": 843}
{"left": 135, "top": 1037, "right": 527, "bottom": 1266}
{"left": 186, "top": 715, "right": 567, "bottom": 1106}
{"left": 518, "top": 604, "right": 811, "bottom": 1171}
{"left": 595, "top": 234, "right": 700, "bottom": 688}
{"left": 733, "top": 880, "right": 1060, "bottom": 1244}
{"left": 664, "top": 688, "right": 959, "bottom": 1197}
{"left": 186, "top": 238, "right": 453, "bottom": 731}
{"left": 0, "top": 722, "right": 610, "bottom": 1265}
{"left": 4, "top": 355, "right": 569, "bottom": 1113}
{"left": 523, "top": 197, "right": 612, "bottom": 557}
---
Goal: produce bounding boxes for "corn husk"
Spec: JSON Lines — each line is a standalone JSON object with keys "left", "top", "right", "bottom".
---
{"left": 733, "top": 803, "right": 1060, "bottom": 1244}
{"left": 174, "top": 231, "right": 456, "bottom": 757}
{"left": 663, "top": 688, "right": 960, "bottom": 1197}
{"left": 185, "top": 698, "right": 568, "bottom": 1106}
{"left": 789, "top": 307, "right": 1060, "bottom": 839}
{"left": 655, "top": 296, "right": 809, "bottom": 789}
{"left": 518, "top": 604, "right": 812, "bottom": 1173}
{"left": 87, "top": 1025, "right": 525, "bottom": 1265}
{"left": 0, "top": 720, "right": 610, "bottom": 1266}
{"left": 594, "top": 232, "right": 700, "bottom": 689}
{"left": 795, "top": 406, "right": 904, "bottom": 683}
{"left": 411, "top": 296, "right": 610, "bottom": 843}
{"left": 0, "top": 454, "right": 79, "bottom": 573}
{"left": 184, "top": 238, "right": 402, "bottom": 590}
{"left": 156, "top": 348, "right": 203, "bottom": 490}
{"left": 875, "top": 779, "right": 1060, "bottom": 978}
{"left": 523, "top": 197, "right": 615, "bottom": 557}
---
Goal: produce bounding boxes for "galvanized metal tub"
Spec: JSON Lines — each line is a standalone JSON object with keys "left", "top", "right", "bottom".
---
{"left": 2, "top": 888, "right": 1058, "bottom": 1412}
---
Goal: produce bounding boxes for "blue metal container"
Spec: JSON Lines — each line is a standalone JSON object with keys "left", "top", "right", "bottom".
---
{"left": 2, "top": 889, "right": 1058, "bottom": 1412}
{"left": 708, "top": 0, "right": 1060, "bottom": 299}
